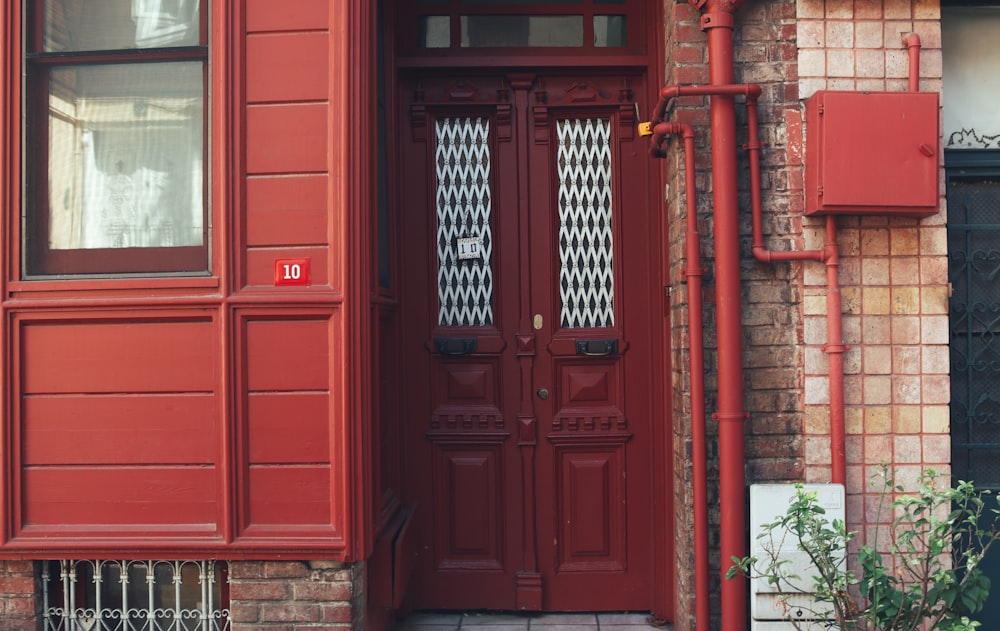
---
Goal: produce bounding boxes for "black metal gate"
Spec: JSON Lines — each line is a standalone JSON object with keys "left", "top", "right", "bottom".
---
{"left": 948, "top": 148, "right": 1000, "bottom": 623}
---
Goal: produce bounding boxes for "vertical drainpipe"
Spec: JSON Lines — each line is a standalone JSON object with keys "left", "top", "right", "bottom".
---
{"left": 698, "top": 1, "right": 747, "bottom": 630}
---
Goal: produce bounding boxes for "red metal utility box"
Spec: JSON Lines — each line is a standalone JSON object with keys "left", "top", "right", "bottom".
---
{"left": 805, "top": 90, "right": 940, "bottom": 217}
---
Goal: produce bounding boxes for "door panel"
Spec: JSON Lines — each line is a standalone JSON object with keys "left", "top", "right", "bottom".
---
{"left": 401, "top": 72, "right": 654, "bottom": 611}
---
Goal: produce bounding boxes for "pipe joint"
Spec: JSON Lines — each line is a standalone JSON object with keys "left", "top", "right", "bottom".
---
{"left": 701, "top": 11, "right": 735, "bottom": 31}
{"left": 823, "top": 343, "right": 850, "bottom": 354}
{"left": 712, "top": 412, "right": 750, "bottom": 422}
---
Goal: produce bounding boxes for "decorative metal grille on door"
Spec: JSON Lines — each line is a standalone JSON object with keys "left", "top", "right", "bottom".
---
{"left": 557, "top": 118, "right": 614, "bottom": 329}
{"left": 949, "top": 178, "right": 1000, "bottom": 488}
{"left": 435, "top": 117, "right": 494, "bottom": 327}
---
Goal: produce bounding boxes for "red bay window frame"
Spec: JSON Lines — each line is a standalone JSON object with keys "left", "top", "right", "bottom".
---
{"left": 22, "top": 2, "right": 210, "bottom": 278}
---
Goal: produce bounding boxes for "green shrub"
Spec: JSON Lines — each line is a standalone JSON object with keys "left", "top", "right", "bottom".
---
{"left": 727, "top": 468, "right": 1000, "bottom": 630}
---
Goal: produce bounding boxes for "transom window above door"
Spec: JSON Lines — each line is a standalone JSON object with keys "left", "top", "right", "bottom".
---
{"left": 23, "top": 0, "right": 209, "bottom": 277}
{"left": 397, "top": 0, "right": 644, "bottom": 59}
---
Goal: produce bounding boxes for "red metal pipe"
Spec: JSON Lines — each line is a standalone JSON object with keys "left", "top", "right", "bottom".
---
{"left": 746, "top": 100, "right": 824, "bottom": 264}
{"left": 649, "top": 83, "right": 761, "bottom": 157}
{"left": 824, "top": 215, "right": 847, "bottom": 485}
{"left": 744, "top": 96, "right": 847, "bottom": 484}
{"left": 658, "top": 121, "right": 712, "bottom": 630}
{"left": 700, "top": 4, "right": 747, "bottom": 630}
{"left": 903, "top": 33, "right": 921, "bottom": 92}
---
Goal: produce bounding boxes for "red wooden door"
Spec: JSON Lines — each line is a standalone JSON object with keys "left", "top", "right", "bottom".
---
{"left": 400, "top": 72, "right": 656, "bottom": 612}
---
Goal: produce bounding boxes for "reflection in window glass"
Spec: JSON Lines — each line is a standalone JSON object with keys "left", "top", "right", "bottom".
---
{"left": 44, "top": 0, "right": 202, "bottom": 51}
{"left": 46, "top": 62, "right": 204, "bottom": 250}
{"left": 460, "top": 15, "right": 583, "bottom": 47}
{"left": 419, "top": 16, "right": 451, "bottom": 48}
{"left": 594, "top": 15, "right": 626, "bottom": 47}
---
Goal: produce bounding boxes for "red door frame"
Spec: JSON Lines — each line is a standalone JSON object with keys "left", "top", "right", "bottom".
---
{"left": 382, "top": 0, "right": 672, "bottom": 617}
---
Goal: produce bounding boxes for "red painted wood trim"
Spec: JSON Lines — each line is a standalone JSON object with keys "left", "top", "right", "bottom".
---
{"left": 0, "top": 0, "right": 17, "bottom": 550}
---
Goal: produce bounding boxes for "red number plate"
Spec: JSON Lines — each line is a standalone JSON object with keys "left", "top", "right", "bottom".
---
{"left": 274, "top": 258, "right": 311, "bottom": 286}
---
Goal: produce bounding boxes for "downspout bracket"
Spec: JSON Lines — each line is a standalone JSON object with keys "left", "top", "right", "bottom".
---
{"left": 700, "top": 11, "right": 735, "bottom": 31}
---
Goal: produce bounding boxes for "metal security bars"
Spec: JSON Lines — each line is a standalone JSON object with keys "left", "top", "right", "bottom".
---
{"left": 435, "top": 116, "right": 494, "bottom": 327}
{"left": 948, "top": 151, "right": 1000, "bottom": 489}
{"left": 557, "top": 118, "right": 615, "bottom": 329}
{"left": 42, "top": 560, "right": 230, "bottom": 631}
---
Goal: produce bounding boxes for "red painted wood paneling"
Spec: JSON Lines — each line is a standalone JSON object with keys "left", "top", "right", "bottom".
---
{"left": 22, "top": 467, "right": 218, "bottom": 531}
{"left": 557, "top": 450, "right": 622, "bottom": 569}
{"left": 0, "top": 0, "right": 368, "bottom": 560}
{"left": 248, "top": 393, "right": 329, "bottom": 463}
{"left": 247, "top": 466, "right": 331, "bottom": 525}
{"left": 21, "top": 320, "right": 215, "bottom": 394}
{"left": 241, "top": 315, "right": 334, "bottom": 533}
{"left": 246, "top": 175, "right": 328, "bottom": 246}
{"left": 245, "top": 104, "right": 328, "bottom": 174}
{"left": 246, "top": 33, "right": 329, "bottom": 103}
{"left": 245, "top": 0, "right": 329, "bottom": 33}
{"left": 16, "top": 317, "right": 222, "bottom": 538}
{"left": 431, "top": 442, "right": 503, "bottom": 570}
{"left": 23, "top": 395, "right": 217, "bottom": 465}
{"left": 245, "top": 318, "right": 330, "bottom": 391}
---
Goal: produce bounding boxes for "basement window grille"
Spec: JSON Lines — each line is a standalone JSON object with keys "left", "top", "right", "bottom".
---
{"left": 41, "top": 560, "right": 230, "bottom": 631}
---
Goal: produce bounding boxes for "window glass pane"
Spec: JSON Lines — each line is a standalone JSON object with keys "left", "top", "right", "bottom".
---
{"left": 44, "top": 0, "right": 202, "bottom": 52}
{"left": 419, "top": 16, "right": 451, "bottom": 48}
{"left": 942, "top": 7, "right": 1000, "bottom": 148}
{"left": 46, "top": 62, "right": 204, "bottom": 251}
{"left": 594, "top": 15, "right": 626, "bottom": 47}
{"left": 461, "top": 15, "right": 583, "bottom": 47}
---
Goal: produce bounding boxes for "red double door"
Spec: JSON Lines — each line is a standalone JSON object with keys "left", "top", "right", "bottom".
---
{"left": 400, "top": 71, "right": 659, "bottom": 611}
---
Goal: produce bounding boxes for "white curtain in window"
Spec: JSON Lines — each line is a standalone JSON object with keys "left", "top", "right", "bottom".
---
{"left": 68, "top": 123, "right": 202, "bottom": 250}
{"left": 49, "top": 122, "right": 202, "bottom": 250}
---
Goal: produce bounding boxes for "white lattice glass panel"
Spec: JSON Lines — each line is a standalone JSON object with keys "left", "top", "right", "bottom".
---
{"left": 435, "top": 117, "right": 494, "bottom": 326}
{"left": 557, "top": 118, "right": 614, "bottom": 328}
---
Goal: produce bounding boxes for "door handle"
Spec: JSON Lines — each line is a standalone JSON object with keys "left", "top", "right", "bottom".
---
{"left": 536, "top": 388, "right": 550, "bottom": 400}
{"left": 575, "top": 339, "right": 618, "bottom": 356}
{"left": 434, "top": 337, "right": 477, "bottom": 355}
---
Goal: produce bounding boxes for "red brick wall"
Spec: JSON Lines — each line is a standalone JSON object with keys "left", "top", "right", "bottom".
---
{"left": 229, "top": 561, "right": 363, "bottom": 630}
{"left": 0, "top": 561, "right": 39, "bottom": 631}
{"left": 664, "top": 0, "right": 802, "bottom": 629}
{"left": 664, "top": 0, "right": 947, "bottom": 626}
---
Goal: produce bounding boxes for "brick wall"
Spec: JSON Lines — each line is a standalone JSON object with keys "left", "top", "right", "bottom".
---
{"left": 665, "top": 0, "right": 802, "bottom": 629}
{"left": 229, "top": 560, "right": 363, "bottom": 630}
{"left": 664, "top": 0, "right": 946, "bottom": 627}
{"left": 0, "top": 560, "right": 38, "bottom": 631}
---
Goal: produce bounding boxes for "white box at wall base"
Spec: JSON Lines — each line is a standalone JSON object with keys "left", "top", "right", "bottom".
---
{"left": 748, "top": 484, "right": 846, "bottom": 631}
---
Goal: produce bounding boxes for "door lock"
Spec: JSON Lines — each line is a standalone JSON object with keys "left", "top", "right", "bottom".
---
{"left": 536, "top": 388, "right": 550, "bottom": 400}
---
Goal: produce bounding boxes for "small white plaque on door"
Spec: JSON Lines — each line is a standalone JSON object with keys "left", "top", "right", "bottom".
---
{"left": 457, "top": 236, "right": 483, "bottom": 261}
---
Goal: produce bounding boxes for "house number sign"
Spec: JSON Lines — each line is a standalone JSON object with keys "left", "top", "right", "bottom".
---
{"left": 457, "top": 237, "right": 482, "bottom": 261}
{"left": 274, "top": 258, "right": 311, "bottom": 286}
